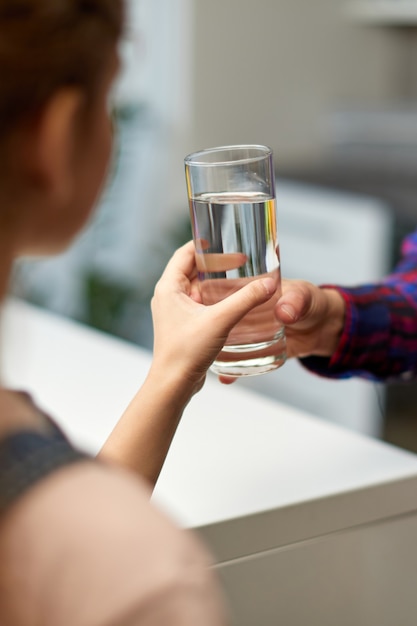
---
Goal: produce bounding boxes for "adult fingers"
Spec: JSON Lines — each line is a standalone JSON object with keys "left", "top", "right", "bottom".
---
{"left": 195, "top": 252, "right": 247, "bottom": 272}
{"left": 218, "top": 375, "right": 237, "bottom": 385}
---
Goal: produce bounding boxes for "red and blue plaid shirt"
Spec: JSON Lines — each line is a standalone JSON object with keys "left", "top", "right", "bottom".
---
{"left": 301, "top": 229, "right": 417, "bottom": 382}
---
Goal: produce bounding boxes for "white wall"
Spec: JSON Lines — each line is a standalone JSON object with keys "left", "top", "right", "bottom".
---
{"left": 185, "top": 0, "right": 404, "bottom": 168}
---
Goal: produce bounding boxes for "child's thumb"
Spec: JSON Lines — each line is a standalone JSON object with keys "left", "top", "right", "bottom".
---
{"left": 213, "top": 276, "right": 276, "bottom": 329}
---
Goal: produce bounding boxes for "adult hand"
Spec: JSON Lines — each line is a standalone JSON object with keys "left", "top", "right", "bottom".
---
{"left": 274, "top": 279, "right": 346, "bottom": 359}
{"left": 218, "top": 279, "right": 346, "bottom": 385}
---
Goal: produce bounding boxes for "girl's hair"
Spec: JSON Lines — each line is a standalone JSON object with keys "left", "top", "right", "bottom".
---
{"left": 0, "top": 0, "right": 124, "bottom": 137}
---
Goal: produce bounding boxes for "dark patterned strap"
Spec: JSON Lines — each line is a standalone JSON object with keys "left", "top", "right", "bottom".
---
{"left": 0, "top": 429, "right": 90, "bottom": 516}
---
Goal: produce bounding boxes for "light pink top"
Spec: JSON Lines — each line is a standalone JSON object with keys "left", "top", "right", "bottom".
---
{"left": 0, "top": 461, "right": 228, "bottom": 625}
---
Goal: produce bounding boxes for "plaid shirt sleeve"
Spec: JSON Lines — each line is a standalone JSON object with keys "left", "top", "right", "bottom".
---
{"left": 300, "top": 229, "right": 417, "bottom": 382}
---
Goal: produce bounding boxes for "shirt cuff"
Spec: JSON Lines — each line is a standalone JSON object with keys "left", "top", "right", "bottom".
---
{"left": 299, "top": 286, "right": 361, "bottom": 379}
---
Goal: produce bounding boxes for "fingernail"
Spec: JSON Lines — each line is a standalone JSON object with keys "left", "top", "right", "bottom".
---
{"left": 280, "top": 304, "right": 297, "bottom": 321}
{"left": 261, "top": 277, "right": 276, "bottom": 295}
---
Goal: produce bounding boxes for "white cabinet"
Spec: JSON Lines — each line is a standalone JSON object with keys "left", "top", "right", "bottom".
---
{"left": 4, "top": 299, "right": 417, "bottom": 626}
{"left": 211, "top": 504, "right": 417, "bottom": 626}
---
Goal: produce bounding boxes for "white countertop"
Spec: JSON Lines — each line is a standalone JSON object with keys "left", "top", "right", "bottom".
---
{"left": 2, "top": 297, "right": 417, "bottom": 531}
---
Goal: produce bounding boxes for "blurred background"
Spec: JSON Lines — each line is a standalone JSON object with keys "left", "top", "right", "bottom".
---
{"left": 11, "top": 0, "right": 417, "bottom": 450}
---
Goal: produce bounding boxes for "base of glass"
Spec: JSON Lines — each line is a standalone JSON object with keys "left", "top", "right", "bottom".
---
{"left": 210, "top": 335, "right": 286, "bottom": 377}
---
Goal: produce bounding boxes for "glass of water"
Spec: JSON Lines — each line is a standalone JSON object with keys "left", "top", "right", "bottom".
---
{"left": 184, "top": 144, "right": 286, "bottom": 377}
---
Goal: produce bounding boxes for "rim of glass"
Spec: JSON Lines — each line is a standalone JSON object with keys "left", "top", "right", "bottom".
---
{"left": 184, "top": 144, "right": 272, "bottom": 167}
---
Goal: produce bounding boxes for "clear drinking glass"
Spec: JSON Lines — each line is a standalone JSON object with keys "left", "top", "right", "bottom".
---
{"left": 184, "top": 144, "right": 286, "bottom": 377}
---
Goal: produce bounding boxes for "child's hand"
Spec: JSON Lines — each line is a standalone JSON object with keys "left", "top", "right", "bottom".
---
{"left": 149, "top": 241, "right": 276, "bottom": 397}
